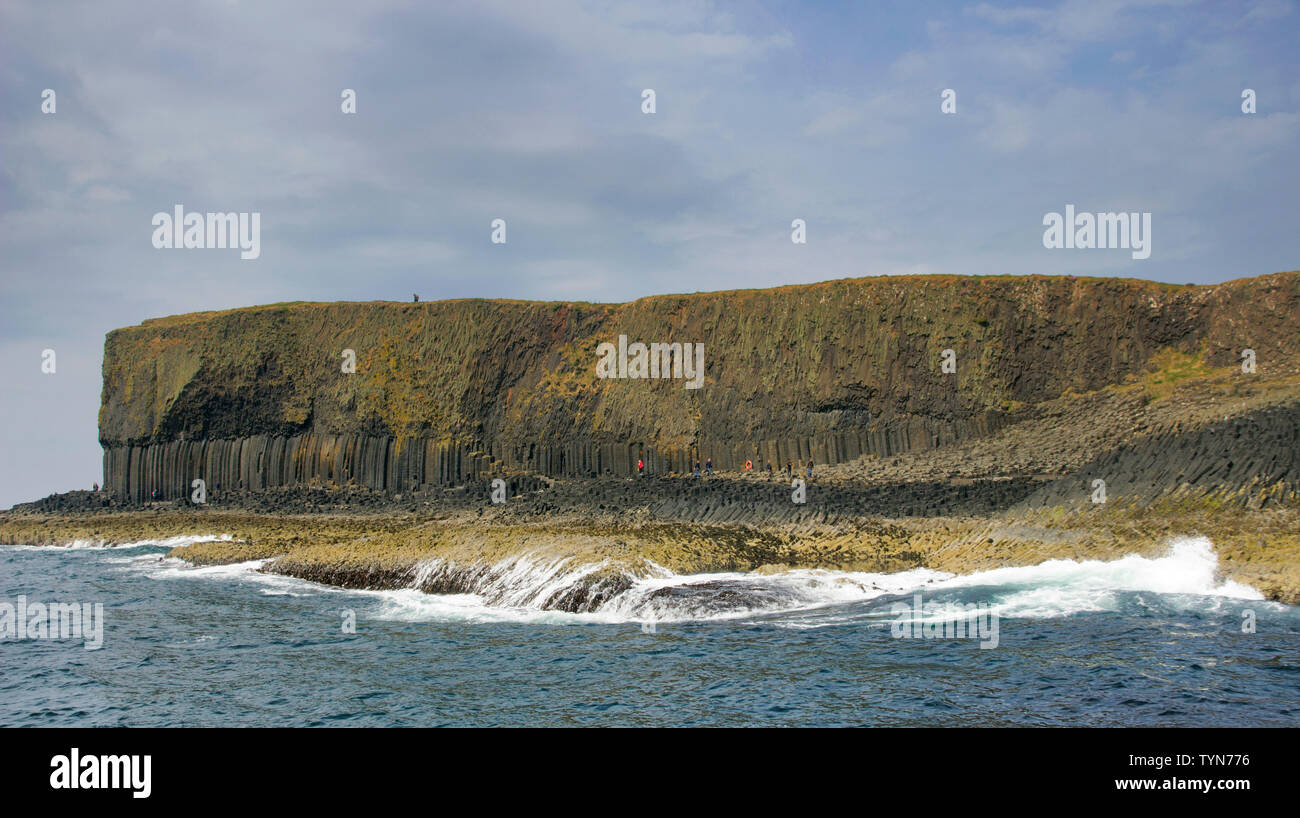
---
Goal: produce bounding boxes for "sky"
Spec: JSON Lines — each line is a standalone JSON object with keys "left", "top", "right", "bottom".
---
{"left": 0, "top": 0, "right": 1297, "bottom": 508}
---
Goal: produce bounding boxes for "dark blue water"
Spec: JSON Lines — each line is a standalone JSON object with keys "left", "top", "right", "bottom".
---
{"left": 1, "top": 538, "right": 1297, "bottom": 726}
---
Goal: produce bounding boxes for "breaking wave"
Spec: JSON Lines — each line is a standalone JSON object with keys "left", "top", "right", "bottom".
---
{"left": 368, "top": 536, "right": 1271, "bottom": 625}
{"left": 933, "top": 535, "right": 1262, "bottom": 620}
{"left": 368, "top": 554, "right": 946, "bottom": 624}
{"left": 11, "top": 534, "right": 233, "bottom": 550}
{"left": 91, "top": 533, "right": 1281, "bottom": 625}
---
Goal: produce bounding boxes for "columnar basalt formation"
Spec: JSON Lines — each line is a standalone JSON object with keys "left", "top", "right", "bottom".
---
{"left": 98, "top": 273, "right": 1300, "bottom": 503}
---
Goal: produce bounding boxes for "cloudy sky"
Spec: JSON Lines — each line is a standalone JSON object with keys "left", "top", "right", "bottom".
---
{"left": 1, "top": 0, "right": 1297, "bottom": 508}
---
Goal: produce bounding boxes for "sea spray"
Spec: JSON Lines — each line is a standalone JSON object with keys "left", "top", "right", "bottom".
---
{"left": 410, "top": 554, "right": 642, "bottom": 612}
{"left": 17, "top": 534, "right": 233, "bottom": 551}
{"left": 932, "top": 536, "right": 1263, "bottom": 620}
{"left": 129, "top": 536, "right": 1272, "bottom": 626}
{"left": 368, "top": 537, "right": 1266, "bottom": 625}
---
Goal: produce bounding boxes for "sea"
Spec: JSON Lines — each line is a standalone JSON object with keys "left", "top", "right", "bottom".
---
{"left": 1, "top": 536, "right": 1296, "bottom": 727}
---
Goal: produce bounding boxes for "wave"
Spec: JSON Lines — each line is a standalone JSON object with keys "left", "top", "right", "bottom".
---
{"left": 929, "top": 536, "right": 1263, "bottom": 620}
{"left": 139, "top": 556, "right": 328, "bottom": 597}
{"left": 368, "top": 557, "right": 947, "bottom": 624}
{"left": 410, "top": 554, "right": 640, "bottom": 612}
{"left": 4, "top": 534, "right": 234, "bottom": 550}
{"left": 117, "top": 533, "right": 1281, "bottom": 626}
{"left": 369, "top": 536, "right": 1274, "bottom": 625}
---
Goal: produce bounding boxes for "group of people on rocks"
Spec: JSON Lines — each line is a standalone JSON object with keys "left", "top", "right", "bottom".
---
{"left": 654, "top": 456, "right": 814, "bottom": 480}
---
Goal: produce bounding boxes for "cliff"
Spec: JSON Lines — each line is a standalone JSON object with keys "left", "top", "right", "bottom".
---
{"left": 98, "top": 272, "right": 1300, "bottom": 503}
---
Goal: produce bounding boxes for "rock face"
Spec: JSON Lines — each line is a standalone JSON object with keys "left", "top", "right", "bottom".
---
{"left": 99, "top": 272, "right": 1300, "bottom": 502}
{"left": 1023, "top": 401, "right": 1300, "bottom": 508}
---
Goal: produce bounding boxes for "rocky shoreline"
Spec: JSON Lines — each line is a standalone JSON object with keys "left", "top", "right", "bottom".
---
{"left": 3, "top": 475, "right": 1297, "bottom": 606}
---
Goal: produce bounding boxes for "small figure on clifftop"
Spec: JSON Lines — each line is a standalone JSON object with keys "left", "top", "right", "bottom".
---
{"left": 413, "top": 294, "right": 420, "bottom": 302}
{"left": 92, "top": 482, "right": 99, "bottom": 492}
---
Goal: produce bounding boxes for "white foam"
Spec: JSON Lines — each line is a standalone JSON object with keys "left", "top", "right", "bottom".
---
{"left": 364, "top": 589, "right": 591, "bottom": 625}
{"left": 94, "top": 533, "right": 1281, "bottom": 626}
{"left": 411, "top": 553, "right": 628, "bottom": 610}
{"left": 130, "top": 556, "right": 342, "bottom": 599}
{"left": 598, "top": 565, "right": 949, "bottom": 623}
{"left": 363, "top": 536, "right": 1276, "bottom": 625}
{"left": 930, "top": 536, "right": 1265, "bottom": 619}
{"left": 2, "top": 534, "right": 234, "bottom": 551}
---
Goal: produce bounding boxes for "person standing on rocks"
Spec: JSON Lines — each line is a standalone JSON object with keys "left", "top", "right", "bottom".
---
{"left": 807, "top": 458, "right": 814, "bottom": 480}
{"left": 705, "top": 458, "right": 712, "bottom": 477}
{"left": 637, "top": 458, "right": 644, "bottom": 476}
{"left": 693, "top": 461, "right": 701, "bottom": 479}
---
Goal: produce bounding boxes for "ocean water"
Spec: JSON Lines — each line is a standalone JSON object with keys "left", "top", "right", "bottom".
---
{"left": 0, "top": 536, "right": 1296, "bottom": 727}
